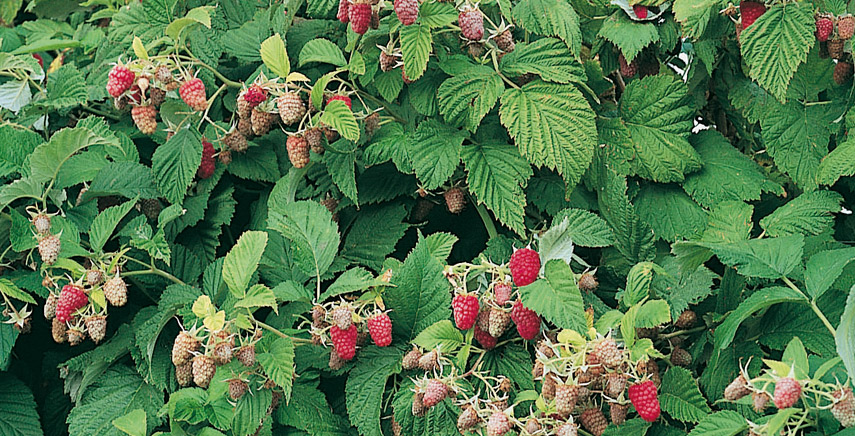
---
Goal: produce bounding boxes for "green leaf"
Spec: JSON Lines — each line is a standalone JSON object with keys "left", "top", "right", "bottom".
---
{"left": 231, "top": 388, "right": 271, "bottom": 436}
{"left": 320, "top": 100, "right": 360, "bottom": 141}
{"left": 325, "top": 145, "right": 359, "bottom": 204}
{"left": 513, "top": 0, "right": 582, "bottom": 55}
{"left": 682, "top": 130, "right": 784, "bottom": 208}
{"left": 437, "top": 64, "right": 504, "bottom": 131}
{"left": 260, "top": 33, "right": 290, "bottom": 78}
{"left": 234, "top": 284, "right": 278, "bottom": 313}
{"left": 635, "top": 299, "right": 672, "bottom": 328}
{"left": 551, "top": 208, "right": 613, "bottom": 248}
{"left": 407, "top": 119, "right": 465, "bottom": 190}
{"left": 595, "top": 164, "right": 656, "bottom": 263}
{"left": 67, "top": 366, "right": 164, "bottom": 436}
{"left": 686, "top": 410, "right": 746, "bottom": 436}
{"left": 715, "top": 286, "right": 807, "bottom": 349}
{"left": 519, "top": 260, "right": 586, "bottom": 333}
{"left": 602, "top": 419, "right": 650, "bottom": 436}
{"left": 499, "top": 80, "right": 596, "bottom": 187}
{"left": 805, "top": 248, "right": 855, "bottom": 300}
{"left": 499, "top": 38, "right": 584, "bottom": 83}
{"left": 152, "top": 129, "right": 202, "bottom": 205}
{"left": 0, "top": 279, "right": 35, "bottom": 304}
{"left": 659, "top": 367, "right": 711, "bottom": 423}
{"left": 385, "top": 239, "right": 452, "bottom": 340}
{"left": 461, "top": 141, "right": 531, "bottom": 235}
{"left": 345, "top": 346, "right": 402, "bottom": 436}
{"left": 222, "top": 231, "right": 268, "bottom": 298}
{"left": 672, "top": 0, "right": 718, "bottom": 39}
{"left": 699, "top": 234, "right": 804, "bottom": 279}
{"left": 269, "top": 201, "right": 340, "bottom": 279}
{"left": 537, "top": 216, "right": 576, "bottom": 266}
{"left": 165, "top": 6, "right": 212, "bottom": 39}
{"left": 320, "top": 267, "right": 376, "bottom": 301}
{"left": 760, "top": 101, "right": 830, "bottom": 191}
{"left": 818, "top": 135, "right": 855, "bottom": 185}
{"left": 43, "top": 64, "right": 87, "bottom": 109}
{"left": 418, "top": 1, "right": 458, "bottom": 28}
{"left": 634, "top": 183, "right": 706, "bottom": 241}
{"left": 298, "top": 38, "right": 346, "bottom": 67}
{"left": 740, "top": 2, "right": 814, "bottom": 101}
{"left": 89, "top": 199, "right": 137, "bottom": 253}
{"left": 423, "top": 233, "right": 458, "bottom": 262}
{"left": 112, "top": 409, "right": 146, "bottom": 436}
{"left": 87, "top": 162, "right": 158, "bottom": 200}
{"left": 399, "top": 24, "right": 432, "bottom": 81}
{"left": 623, "top": 262, "right": 659, "bottom": 307}
{"left": 598, "top": 11, "right": 659, "bottom": 62}
{"left": 781, "top": 336, "right": 809, "bottom": 379}
{"left": 0, "top": 373, "right": 43, "bottom": 436}
{"left": 278, "top": 380, "right": 350, "bottom": 434}
{"left": 29, "top": 126, "right": 117, "bottom": 185}
{"left": 412, "top": 320, "right": 465, "bottom": 352}
{"left": 619, "top": 75, "right": 700, "bottom": 182}
{"left": 257, "top": 336, "right": 295, "bottom": 400}
{"left": 837, "top": 285, "right": 855, "bottom": 389}
{"left": 341, "top": 205, "right": 409, "bottom": 271}
{"left": 759, "top": 190, "right": 842, "bottom": 237}
{"left": 0, "top": 124, "right": 41, "bottom": 178}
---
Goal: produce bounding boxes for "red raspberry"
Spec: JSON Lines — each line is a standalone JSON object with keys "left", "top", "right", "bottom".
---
{"left": 131, "top": 105, "right": 158, "bottom": 135}
{"left": 197, "top": 140, "right": 215, "bottom": 179}
{"left": 55, "top": 284, "right": 88, "bottom": 323}
{"left": 840, "top": 15, "right": 855, "bottom": 40}
{"left": 330, "top": 324, "right": 358, "bottom": 360}
{"left": 511, "top": 300, "right": 540, "bottom": 340}
{"left": 740, "top": 1, "right": 766, "bottom": 29}
{"left": 773, "top": 377, "right": 802, "bottom": 409}
{"left": 33, "top": 53, "right": 43, "bottom": 68}
{"left": 633, "top": 4, "right": 648, "bottom": 19}
{"left": 832, "top": 388, "right": 855, "bottom": 427}
{"left": 287, "top": 135, "right": 310, "bottom": 169}
{"left": 816, "top": 16, "right": 834, "bottom": 42}
{"left": 452, "top": 294, "right": 479, "bottom": 330}
{"left": 394, "top": 0, "right": 419, "bottom": 25}
{"left": 486, "top": 410, "right": 511, "bottom": 436}
{"left": 277, "top": 92, "right": 306, "bottom": 125}
{"left": 327, "top": 94, "right": 352, "bottom": 109}
{"left": 493, "top": 281, "right": 512, "bottom": 305}
{"left": 444, "top": 187, "right": 466, "bottom": 213}
{"left": 179, "top": 78, "right": 208, "bottom": 111}
{"left": 367, "top": 313, "right": 392, "bottom": 347}
{"left": 243, "top": 84, "right": 267, "bottom": 107}
{"left": 458, "top": 6, "right": 484, "bottom": 41}
{"left": 337, "top": 0, "right": 350, "bottom": 23}
{"left": 473, "top": 325, "right": 497, "bottom": 349}
{"left": 107, "top": 64, "right": 135, "bottom": 98}
{"left": 422, "top": 379, "right": 448, "bottom": 408}
{"left": 509, "top": 247, "right": 540, "bottom": 287}
{"left": 349, "top": 2, "right": 372, "bottom": 34}
{"left": 628, "top": 380, "right": 661, "bottom": 422}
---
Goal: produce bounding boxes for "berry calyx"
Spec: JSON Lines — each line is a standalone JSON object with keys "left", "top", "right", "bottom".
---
{"left": 509, "top": 247, "right": 540, "bottom": 287}
{"left": 452, "top": 293, "right": 480, "bottom": 330}
{"left": 628, "top": 379, "right": 661, "bottom": 422}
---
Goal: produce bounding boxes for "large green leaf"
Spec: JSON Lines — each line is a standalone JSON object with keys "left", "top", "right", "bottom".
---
{"left": 499, "top": 38, "right": 584, "bottom": 83}
{"left": 619, "top": 75, "right": 700, "bottom": 182}
{"left": 345, "top": 347, "right": 403, "bottom": 436}
{"left": 818, "top": 135, "right": 855, "bottom": 186}
{"left": 634, "top": 183, "right": 706, "bottom": 242}
{"left": 837, "top": 286, "right": 855, "bottom": 389}
{"left": 740, "top": 2, "right": 814, "bottom": 101}
{"left": 519, "top": 260, "right": 586, "bottom": 333}
{"left": 399, "top": 24, "right": 431, "bottom": 81}
{"left": 551, "top": 208, "right": 613, "bottom": 248}
{"left": 151, "top": 129, "right": 202, "bottom": 205}
{"left": 257, "top": 336, "right": 295, "bottom": 401}
{"left": 0, "top": 373, "right": 42, "bottom": 436}
{"left": 222, "top": 231, "right": 268, "bottom": 298}
{"left": 598, "top": 11, "right": 659, "bottom": 62}
{"left": 595, "top": 163, "right": 656, "bottom": 264}
{"left": 460, "top": 141, "right": 532, "bottom": 236}
{"left": 29, "top": 126, "right": 117, "bottom": 185}
{"left": 269, "top": 201, "right": 339, "bottom": 280}
{"left": 715, "top": 286, "right": 807, "bottom": 349}
{"left": 89, "top": 199, "right": 137, "bottom": 253}
{"left": 759, "top": 190, "right": 842, "bottom": 237}
{"left": 406, "top": 119, "right": 465, "bottom": 190}
{"left": 659, "top": 367, "right": 711, "bottom": 423}
{"left": 437, "top": 64, "right": 504, "bottom": 131}
{"left": 513, "top": 0, "right": 582, "bottom": 55}
{"left": 686, "top": 411, "right": 747, "bottom": 436}
{"left": 760, "top": 101, "right": 831, "bottom": 191}
{"left": 499, "top": 80, "right": 596, "bottom": 187}
{"left": 320, "top": 100, "right": 359, "bottom": 142}
{"left": 805, "top": 248, "right": 855, "bottom": 300}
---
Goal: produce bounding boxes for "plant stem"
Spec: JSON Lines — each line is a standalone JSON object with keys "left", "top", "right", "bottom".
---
{"left": 660, "top": 325, "right": 707, "bottom": 339}
{"left": 256, "top": 320, "right": 313, "bottom": 344}
{"left": 121, "top": 255, "right": 187, "bottom": 286}
{"left": 473, "top": 202, "right": 498, "bottom": 240}
{"left": 782, "top": 277, "right": 836, "bottom": 337}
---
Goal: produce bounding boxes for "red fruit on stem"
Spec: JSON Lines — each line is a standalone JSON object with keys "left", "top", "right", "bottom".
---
{"left": 511, "top": 300, "right": 541, "bottom": 340}
{"left": 179, "top": 77, "right": 208, "bottom": 111}
{"left": 197, "top": 140, "right": 215, "bottom": 179}
{"left": 367, "top": 313, "right": 393, "bottom": 347}
{"left": 458, "top": 6, "right": 484, "bottom": 41}
{"left": 243, "top": 84, "right": 267, "bottom": 107}
{"left": 327, "top": 94, "right": 353, "bottom": 109}
{"left": 493, "top": 281, "right": 512, "bottom": 305}
{"left": 628, "top": 380, "right": 661, "bottom": 422}
{"left": 509, "top": 248, "right": 540, "bottom": 286}
{"left": 474, "top": 324, "right": 497, "bottom": 349}
{"left": 55, "top": 285, "right": 88, "bottom": 323}
{"left": 349, "top": 2, "right": 372, "bottom": 34}
{"left": 107, "top": 64, "right": 135, "bottom": 98}
{"left": 633, "top": 5, "right": 648, "bottom": 19}
{"left": 452, "top": 294, "right": 480, "bottom": 330}
{"left": 330, "top": 324, "right": 358, "bottom": 360}
{"left": 773, "top": 377, "right": 802, "bottom": 409}
{"left": 740, "top": 1, "right": 766, "bottom": 29}
{"left": 394, "top": 0, "right": 419, "bottom": 25}
{"left": 422, "top": 379, "right": 448, "bottom": 408}
{"left": 337, "top": 0, "right": 350, "bottom": 23}
{"left": 816, "top": 16, "right": 834, "bottom": 42}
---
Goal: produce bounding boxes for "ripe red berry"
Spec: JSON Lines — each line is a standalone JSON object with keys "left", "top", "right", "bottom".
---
{"left": 628, "top": 380, "right": 660, "bottom": 422}
{"left": 816, "top": 16, "right": 834, "bottom": 42}
{"left": 330, "top": 324, "right": 358, "bottom": 360}
{"left": 287, "top": 135, "right": 310, "bottom": 169}
{"left": 107, "top": 64, "right": 135, "bottom": 98}
{"left": 633, "top": 4, "right": 648, "bottom": 19}
{"left": 349, "top": 1, "right": 372, "bottom": 34}
{"left": 179, "top": 78, "right": 208, "bottom": 111}
{"left": 327, "top": 94, "right": 353, "bottom": 109}
{"left": 394, "top": 0, "right": 419, "bottom": 25}
{"left": 337, "top": 0, "right": 350, "bottom": 23}
{"left": 458, "top": 6, "right": 484, "bottom": 41}
{"left": 509, "top": 248, "right": 540, "bottom": 287}
{"left": 197, "top": 140, "right": 216, "bottom": 179}
{"left": 452, "top": 294, "right": 479, "bottom": 330}
{"left": 422, "top": 379, "right": 448, "bottom": 408}
{"left": 243, "top": 84, "right": 267, "bottom": 107}
{"left": 511, "top": 300, "right": 540, "bottom": 340}
{"left": 367, "top": 313, "right": 392, "bottom": 347}
{"left": 773, "top": 377, "right": 802, "bottom": 409}
{"left": 473, "top": 324, "right": 497, "bottom": 349}
{"left": 55, "top": 284, "right": 88, "bottom": 323}
{"left": 740, "top": 1, "right": 766, "bottom": 29}
{"left": 131, "top": 105, "right": 158, "bottom": 135}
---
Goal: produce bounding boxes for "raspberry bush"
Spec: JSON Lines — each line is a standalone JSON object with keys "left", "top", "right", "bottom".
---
{"left": 0, "top": 0, "right": 854, "bottom": 435}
